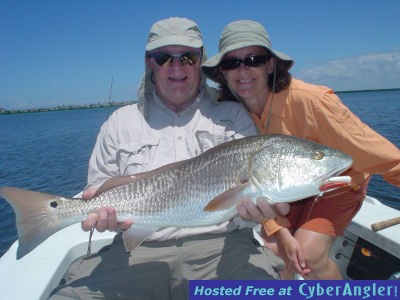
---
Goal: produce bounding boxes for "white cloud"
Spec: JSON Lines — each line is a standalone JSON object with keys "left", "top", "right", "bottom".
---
{"left": 295, "top": 51, "right": 400, "bottom": 91}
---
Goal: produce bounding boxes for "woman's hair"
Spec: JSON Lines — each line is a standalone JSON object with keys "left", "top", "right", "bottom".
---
{"left": 216, "top": 48, "right": 292, "bottom": 102}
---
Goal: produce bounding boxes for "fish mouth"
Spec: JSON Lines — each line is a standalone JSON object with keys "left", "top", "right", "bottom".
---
{"left": 319, "top": 176, "right": 352, "bottom": 192}
{"left": 318, "top": 158, "right": 353, "bottom": 192}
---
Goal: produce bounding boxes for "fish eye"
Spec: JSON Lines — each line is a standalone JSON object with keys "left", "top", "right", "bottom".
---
{"left": 50, "top": 201, "right": 58, "bottom": 208}
{"left": 313, "top": 151, "right": 325, "bottom": 160}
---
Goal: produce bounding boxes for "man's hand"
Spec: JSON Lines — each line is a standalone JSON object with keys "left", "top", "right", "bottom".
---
{"left": 81, "top": 186, "right": 133, "bottom": 232}
{"left": 82, "top": 186, "right": 98, "bottom": 200}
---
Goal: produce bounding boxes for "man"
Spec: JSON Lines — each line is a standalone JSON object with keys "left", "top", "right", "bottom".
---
{"left": 50, "top": 17, "right": 287, "bottom": 300}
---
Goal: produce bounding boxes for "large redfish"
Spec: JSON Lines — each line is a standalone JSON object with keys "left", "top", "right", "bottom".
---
{"left": 0, "top": 134, "right": 353, "bottom": 259}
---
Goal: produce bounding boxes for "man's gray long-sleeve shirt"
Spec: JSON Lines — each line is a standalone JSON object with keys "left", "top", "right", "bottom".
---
{"left": 87, "top": 89, "right": 257, "bottom": 241}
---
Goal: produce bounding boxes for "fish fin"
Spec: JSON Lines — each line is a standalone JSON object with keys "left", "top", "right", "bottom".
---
{"left": 0, "top": 187, "right": 74, "bottom": 259}
{"left": 96, "top": 175, "right": 143, "bottom": 195}
{"left": 203, "top": 184, "right": 248, "bottom": 212}
{"left": 122, "top": 226, "right": 157, "bottom": 251}
{"left": 96, "top": 160, "right": 188, "bottom": 196}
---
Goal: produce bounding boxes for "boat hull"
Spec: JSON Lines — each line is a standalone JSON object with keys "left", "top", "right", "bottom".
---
{"left": 0, "top": 195, "right": 399, "bottom": 299}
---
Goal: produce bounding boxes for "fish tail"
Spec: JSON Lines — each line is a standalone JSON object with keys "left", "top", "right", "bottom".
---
{"left": 0, "top": 187, "right": 75, "bottom": 259}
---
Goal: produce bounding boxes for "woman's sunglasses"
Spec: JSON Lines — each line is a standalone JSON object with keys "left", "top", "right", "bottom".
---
{"left": 220, "top": 55, "right": 268, "bottom": 70}
{"left": 148, "top": 51, "right": 202, "bottom": 66}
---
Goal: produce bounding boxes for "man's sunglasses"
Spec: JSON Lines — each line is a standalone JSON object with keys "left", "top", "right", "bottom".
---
{"left": 148, "top": 51, "right": 202, "bottom": 66}
{"left": 220, "top": 55, "right": 268, "bottom": 70}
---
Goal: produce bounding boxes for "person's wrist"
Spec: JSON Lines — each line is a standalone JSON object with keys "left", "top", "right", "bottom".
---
{"left": 262, "top": 218, "right": 284, "bottom": 236}
{"left": 273, "top": 227, "right": 290, "bottom": 239}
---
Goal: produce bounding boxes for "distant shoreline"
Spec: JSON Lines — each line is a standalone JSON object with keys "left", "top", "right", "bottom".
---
{"left": 335, "top": 87, "right": 400, "bottom": 94}
{"left": 1, "top": 88, "right": 399, "bottom": 115}
{"left": 0, "top": 100, "right": 135, "bottom": 115}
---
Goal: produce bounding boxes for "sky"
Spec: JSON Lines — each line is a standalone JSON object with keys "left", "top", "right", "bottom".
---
{"left": 1, "top": 0, "right": 400, "bottom": 110}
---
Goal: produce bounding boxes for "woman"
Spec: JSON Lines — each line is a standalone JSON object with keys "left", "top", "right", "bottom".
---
{"left": 202, "top": 20, "right": 400, "bottom": 279}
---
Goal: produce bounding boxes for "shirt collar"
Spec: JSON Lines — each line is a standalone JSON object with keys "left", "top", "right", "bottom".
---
{"left": 152, "top": 89, "right": 203, "bottom": 117}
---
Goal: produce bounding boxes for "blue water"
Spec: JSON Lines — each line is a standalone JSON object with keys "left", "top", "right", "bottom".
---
{"left": 338, "top": 90, "right": 400, "bottom": 209}
{"left": 0, "top": 107, "right": 118, "bottom": 256}
{"left": 0, "top": 90, "right": 399, "bottom": 256}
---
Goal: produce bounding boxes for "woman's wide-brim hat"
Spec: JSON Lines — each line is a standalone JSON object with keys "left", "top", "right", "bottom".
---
{"left": 202, "top": 20, "right": 294, "bottom": 81}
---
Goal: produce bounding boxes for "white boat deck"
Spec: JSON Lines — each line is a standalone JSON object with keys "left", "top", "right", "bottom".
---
{"left": 0, "top": 225, "right": 116, "bottom": 300}
{"left": 330, "top": 196, "right": 400, "bottom": 279}
{"left": 345, "top": 195, "right": 400, "bottom": 259}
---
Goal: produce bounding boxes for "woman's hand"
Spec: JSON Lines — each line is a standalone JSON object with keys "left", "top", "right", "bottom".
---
{"left": 236, "top": 197, "right": 290, "bottom": 223}
{"left": 274, "top": 228, "right": 311, "bottom": 277}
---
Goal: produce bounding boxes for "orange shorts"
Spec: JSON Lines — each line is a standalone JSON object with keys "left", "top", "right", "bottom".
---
{"left": 287, "top": 178, "right": 369, "bottom": 236}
